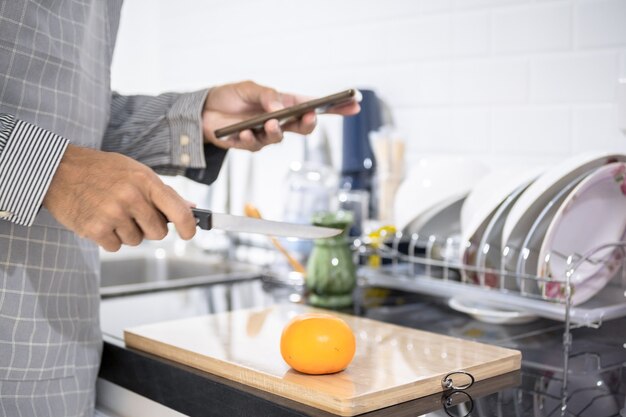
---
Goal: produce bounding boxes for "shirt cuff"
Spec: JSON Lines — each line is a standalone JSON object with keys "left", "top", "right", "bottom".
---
{"left": 167, "top": 88, "right": 210, "bottom": 169}
{"left": 0, "top": 115, "right": 69, "bottom": 226}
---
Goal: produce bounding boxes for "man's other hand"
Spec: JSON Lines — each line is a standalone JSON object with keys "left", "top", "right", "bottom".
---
{"left": 43, "top": 145, "right": 197, "bottom": 251}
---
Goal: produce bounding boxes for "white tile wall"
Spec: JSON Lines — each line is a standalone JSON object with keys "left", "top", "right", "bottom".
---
{"left": 491, "top": 106, "right": 571, "bottom": 154}
{"left": 451, "top": 58, "right": 529, "bottom": 104}
{"left": 531, "top": 52, "right": 618, "bottom": 103}
{"left": 451, "top": 11, "right": 490, "bottom": 57}
{"left": 386, "top": 15, "right": 452, "bottom": 62}
{"left": 454, "top": 0, "right": 528, "bottom": 10}
{"left": 419, "top": 0, "right": 453, "bottom": 14}
{"left": 620, "top": 51, "right": 626, "bottom": 77}
{"left": 111, "top": 0, "right": 626, "bottom": 220}
{"left": 493, "top": 2, "right": 571, "bottom": 53}
{"left": 572, "top": 105, "right": 625, "bottom": 153}
{"left": 576, "top": 0, "right": 626, "bottom": 48}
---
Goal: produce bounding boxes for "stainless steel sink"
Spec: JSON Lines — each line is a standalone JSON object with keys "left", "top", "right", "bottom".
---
{"left": 99, "top": 250, "right": 261, "bottom": 298}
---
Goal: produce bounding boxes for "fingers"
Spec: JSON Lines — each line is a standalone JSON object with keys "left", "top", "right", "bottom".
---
{"left": 98, "top": 233, "right": 123, "bottom": 252}
{"left": 87, "top": 220, "right": 123, "bottom": 252}
{"left": 98, "top": 182, "right": 191, "bottom": 248}
{"left": 131, "top": 196, "right": 169, "bottom": 240}
{"left": 260, "top": 119, "right": 284, "bottom": 144}
{"left": 114, "top": 220, "right": 144, "bottom": 246}
{"left": 281, "top": 112, "right": 317, "bottom": 136}
{"left": 218, "top": 118, "right": 283, "bottom": 151}
{"left": 237, "top": 130, "right": 265, "bottom": 151}
{"left": 150, "top": 184, "right": 197, "bottom": 240}
{"left": 43, "top": 146, "right": 200, "bottom": 251}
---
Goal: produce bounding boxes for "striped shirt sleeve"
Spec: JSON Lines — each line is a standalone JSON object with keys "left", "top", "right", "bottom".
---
{"left": 0, "top": 113, "right": 69, "bottom": 226}
{"left": 103, "top": 89, "right": 227, "bottom": 186}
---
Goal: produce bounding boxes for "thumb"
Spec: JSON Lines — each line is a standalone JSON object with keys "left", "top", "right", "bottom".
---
{"left": 259, "top": 88, "right": 285, "bottom": 112}
{"left": 238, "top": 81, "right": 286, "bottom": 112}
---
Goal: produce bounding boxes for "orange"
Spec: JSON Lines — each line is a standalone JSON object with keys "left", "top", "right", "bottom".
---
{"left": 280, "top": 313, "right": 356, "bottom": 375}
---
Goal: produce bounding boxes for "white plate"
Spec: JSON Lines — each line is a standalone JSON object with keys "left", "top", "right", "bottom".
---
{"left": 463, "top": 183, "right": 532, "bottom": 288}
{"left": 448, "top": 297, "right": 538, "bottom": 325}
{"left": 407, "top": 196, "right": 465, "bottom": 263}
{"left": 461, "top": 166, "right": 543, "bottom": 247}
{"left": 394, "top": 156, "right": 489, "bottom": 233}
{"left": 501, "top": 151, "right": 626, "bottom": 277}
{"left": 459, "top": 167, "right": 542, "bottom": 285}
{"left": 538, "top": 162, "right": 626, "bottom": 305}
{"left": 407, "top": 196, "right": 465, "bottom": 238}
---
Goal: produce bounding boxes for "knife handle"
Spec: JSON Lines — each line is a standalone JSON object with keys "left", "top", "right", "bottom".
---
{"left": 191, "top": 208, "right": 213, "bottom": 230}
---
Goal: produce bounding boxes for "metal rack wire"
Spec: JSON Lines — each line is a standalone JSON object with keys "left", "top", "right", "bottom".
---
{"left": 357, "top": 235, "right": 626, "bottom": 324}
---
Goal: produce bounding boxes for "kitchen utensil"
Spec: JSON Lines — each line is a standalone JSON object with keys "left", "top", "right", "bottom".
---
{"left": 243, "top": 203, "right": 306, "bottom": 275}
{"left": 537, "top": 162, "right": 626, "bottom": 305}
{"left": 191, "top": 208, "right": 340, "bottom": 239}
{"left": 124, "top": 304, "right": 521, "bottom": 416}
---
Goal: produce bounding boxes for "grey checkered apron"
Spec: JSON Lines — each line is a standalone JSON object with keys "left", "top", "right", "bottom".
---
{"left": 1, "top": 1, "right": 122, "bottom": 416}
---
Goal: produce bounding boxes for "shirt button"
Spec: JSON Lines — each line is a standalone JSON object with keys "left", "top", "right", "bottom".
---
{"left": 180, "top": 153, "right": 190, "bottom": 166}
{"left": 180, "top": 134, "right": 190, "bottom": 146}
{"left": 0, "top": 210, "right": 12, "bottom": 219}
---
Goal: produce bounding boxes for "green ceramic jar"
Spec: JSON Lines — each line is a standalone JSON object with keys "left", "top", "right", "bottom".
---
{"left": 306, "top": 211, "right": 356, "bottom": 308}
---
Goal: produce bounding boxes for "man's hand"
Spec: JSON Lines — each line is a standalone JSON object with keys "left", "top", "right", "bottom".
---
{"left": 43, "top": 145, "right": 197, "bottom": 252}
{"left": 202, "top": 81, "right": 360, "bottom": 151}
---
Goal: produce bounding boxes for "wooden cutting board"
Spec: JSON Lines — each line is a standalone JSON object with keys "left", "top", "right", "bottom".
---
{"left": 124, "top": 304, "right": 521, "bottom": 416}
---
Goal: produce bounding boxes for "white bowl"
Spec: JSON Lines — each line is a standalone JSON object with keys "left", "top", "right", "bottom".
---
{"left": 538, "top": 162, "right": 626, "bottom": 305}
{"left": 394, "top": 156, "right": 489, "bottom": 233}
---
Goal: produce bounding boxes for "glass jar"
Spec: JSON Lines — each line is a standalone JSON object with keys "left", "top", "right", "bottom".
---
{"left": 306, "top": 211, "right": 356, "bottom": 308}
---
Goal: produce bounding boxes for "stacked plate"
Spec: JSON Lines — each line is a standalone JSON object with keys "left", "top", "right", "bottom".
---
{"left": 458, "top": 151, "right": 626, "bottom": 307}
{"left": 393, "top": 156, "right": 489, "bottom": 262}
{"left": 535, "top": 160, "right": 626, "bottom": 305}
{"left": 459, "top": 166, "right": 543, "bottom": 288}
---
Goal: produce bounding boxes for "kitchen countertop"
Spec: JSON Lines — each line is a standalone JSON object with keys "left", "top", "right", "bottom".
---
{"left": 98, "top": 275, "right": 626, "bottom": 417}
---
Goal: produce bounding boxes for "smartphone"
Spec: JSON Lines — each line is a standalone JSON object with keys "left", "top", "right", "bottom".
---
{"left": 213, "top": 88, "right": 361, "bottom": 139}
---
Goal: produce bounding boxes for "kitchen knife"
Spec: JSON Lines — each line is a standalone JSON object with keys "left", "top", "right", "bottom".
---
{"left": 191, "top": 208, "right": 341, "bottom": 239}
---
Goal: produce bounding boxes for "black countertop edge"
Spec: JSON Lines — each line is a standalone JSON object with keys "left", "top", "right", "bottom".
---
{"left": 98, "top": 341, "right": 522, "bottom": 417}
{"left": 99, "top": 341, "right": 327, "bottom": 417}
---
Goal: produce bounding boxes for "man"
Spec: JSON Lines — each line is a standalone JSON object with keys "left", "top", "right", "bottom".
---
{"left": 0, "top": 1, "right": 359, "bottom": 416}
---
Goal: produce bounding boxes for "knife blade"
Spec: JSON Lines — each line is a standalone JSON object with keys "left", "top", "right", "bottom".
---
{"left": 191, "top": 208, "right": 341, "bottom": 239}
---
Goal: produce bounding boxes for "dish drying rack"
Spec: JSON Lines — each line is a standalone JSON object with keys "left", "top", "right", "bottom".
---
{"left": 355, "top": 230, "right": 626, "bottom": 411}
{"left": 356, "top": 234, "right": 626, "bottom": 328}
